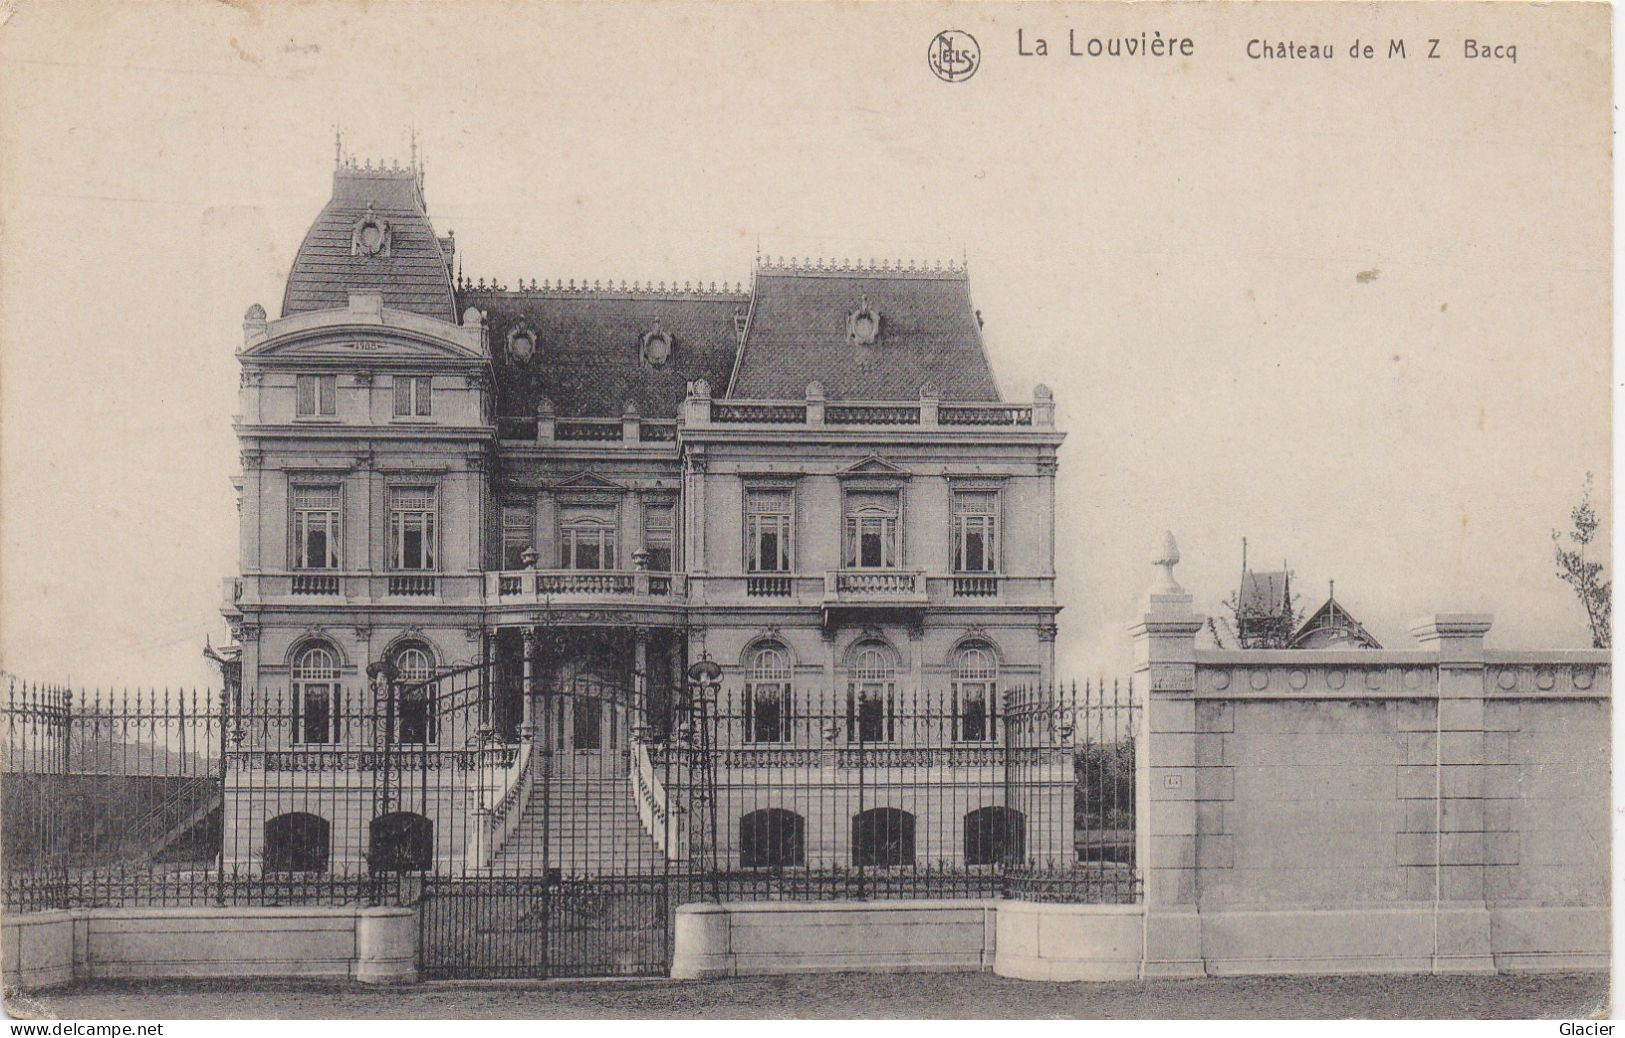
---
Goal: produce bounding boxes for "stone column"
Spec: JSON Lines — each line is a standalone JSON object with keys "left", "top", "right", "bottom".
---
{"left": 520, "top": 626, "right": 537, "bottom": 743}
{"left": 634, "top": 627, "right": 650, "bottom": 715}
{"left": 1129, "top": 532, "right": 1205, "bottom": 978}
{"left": 1409, "top": 613, "right": 1497, "bottom": 973}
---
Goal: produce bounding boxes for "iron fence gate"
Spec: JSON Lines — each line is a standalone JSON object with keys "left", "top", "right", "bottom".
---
{"left": 2, "top": 660, "right": 1138, "bottom": 981}
{"left": 395, "top": 658, "right": 697, "bottom": 979}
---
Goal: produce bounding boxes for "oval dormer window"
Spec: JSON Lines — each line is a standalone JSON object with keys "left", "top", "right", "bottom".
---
{"left": 508, "top": 327, "right": 536, "bottom": 364}
{"left": 847, "top": 295, "right": 881, "bottom": 346}
{"left": 351, "top": 206, "right": 392, "bottom": 258}
{"left": 642, "top": 324, "right": 673, "bottom": 367}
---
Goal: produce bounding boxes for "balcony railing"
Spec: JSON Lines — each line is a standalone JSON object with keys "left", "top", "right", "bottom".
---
{"left": 387, "top": 574, "right": 437, "bottom": 597}
{"left": 826, "top": 403, "right": 919, "bottom": 425}
{"left": 555, "top": 418, "right": 623, "bottom": 442}
{"left": 291, "top": 573, "right": 340, "bottom": 595}
{"left": 713, "top": 402, "right": 807, "bottom": 424}
{"left": 488, "top": 569, "right": 685, "bottom": 600}
{"left": 830, "top": 570, "right": 924, "bottom": 595}
{"left": 939, "top": 404, "right": 1034, "bottom": 426}
{"left": 495, "top": 414, "right": 679, "bottom": 447}
{"left": 952, "top": 575, "right": 1000, "bottom": 597}
{"left": 746, "top": 575, "right": 794, "bottom": 597}
{"left": 685, "top": 386, "right": 1055, "bottom": 431}
{"left": 821, "top": 570, "right": 929, "bottom": 611}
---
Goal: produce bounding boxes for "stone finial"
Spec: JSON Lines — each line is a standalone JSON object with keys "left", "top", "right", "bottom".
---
{"left": 692, "top": 378, "right": 711, "bottom": 399}
{"left": 1152, "top": 531, "right": 1183, "bottom": 593}
{"left": 244, "top": 303, "right": 266, "bottom": 322}
{"left": 623, "top": 400, "right": 640, "bottom": 417}
{"left": 806, "top": 380, "right": 825, "bottom": 400}
{"left": 461, "top": 306, "right": 482, "bottom": 327}
{"left": 535, "top": 395, "right": 555, "bottom": 418}
{"left": 1034, "top": 384, "right": 1053, "bottom": 401}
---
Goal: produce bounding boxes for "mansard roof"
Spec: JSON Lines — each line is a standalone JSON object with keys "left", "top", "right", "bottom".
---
{"left": 463, "top": 283, "right": 747, "bottom": 420}
{"left": 274, "top": 166, "right": 1017, "bottom": 417}
{"left": 281, "top": 162, "right": 457, "bottom": 323}
{"left": 727, "top": 260, "right": 1001, "bottom": 402}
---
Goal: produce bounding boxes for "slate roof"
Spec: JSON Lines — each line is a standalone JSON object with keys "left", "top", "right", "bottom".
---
{"left": 1290, "top": 596, "right": 1383, "bottom": 649}
{"left": 463, "top": 287, "right": 748, "bottom": 419}
{"left": 281, "top": 164, "right": 457, "bottom": 322}
{"left": 728, "top": 263, "right": 1001, "bottom": 401}
{"left": 1238, "top": 569, "right": 1292, "bottom": 617}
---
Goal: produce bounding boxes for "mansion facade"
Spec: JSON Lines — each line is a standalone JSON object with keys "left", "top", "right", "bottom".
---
{"left": 217, "top": 157, "right": 1066, "bottom": 871}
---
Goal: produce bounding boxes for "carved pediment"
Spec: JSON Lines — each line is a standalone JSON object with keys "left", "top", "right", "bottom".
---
{"left": 246, "top": 335, "right": 480, "bottom": 363}
{"left": 835, "top": 454, "right": 911, "bottom": 480}
{"left": 550, "top": 471, "right": 630, "bottom": 492}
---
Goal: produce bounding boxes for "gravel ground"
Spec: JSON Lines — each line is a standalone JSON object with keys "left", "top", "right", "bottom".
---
{"left": 6, "top": 970, "right": 1609, "bottom": 1020}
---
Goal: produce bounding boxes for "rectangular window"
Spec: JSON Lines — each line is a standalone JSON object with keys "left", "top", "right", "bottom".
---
{"left": 501, "top": 503, "right": 534, "bottom": 570}
{"left": 291, "top": 486, "right": 341, "bottom": 569}
{"left": 294, "top": 686, "right": 335, "bottom": 744}
{"left": 846, "top": 687, "right": 895, "bottom": 743}
{"left": 955, "top": 682, "right": 995, "bottom": 742}
{"left": 953, "top": 492, "right": 998, "bottom": 573}
{"left": 558, "top": 504, "right": 616, "bottom": 570}
{"left": 844, "top": 490, "right": 898, "bottom": 569}
{"left": 745, "top": 490, "right": 793, "bottom": 573}
{"left": 296, "top": 374, "right": 336, "bottom": 417}
{"left": 644, "top": 503, "right": 674, "bottom": 572}
{"left": 392, "top": 375, "right": 432, "bottom": 417}
{"left": 388, "top": 487, "right": 437, "bottom": 570}
{"left": 745, "top": 684, "right": 791, "bottom": 743}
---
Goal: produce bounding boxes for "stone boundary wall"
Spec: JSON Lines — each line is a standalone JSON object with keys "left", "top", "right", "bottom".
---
{"left": 1133, "top": 539, "right": 1610, "bottom": 978}
{"left": 668, "top": 897, "right": 1603, "bottom": 981}
{"left": 671, "top": 900, "right": 1143, "bottom": 980}
{"left": 2, "top": 906, "right": 415, "bottom": 992}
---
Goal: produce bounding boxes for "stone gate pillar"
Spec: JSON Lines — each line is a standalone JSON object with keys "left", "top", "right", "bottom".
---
{"left": 1409, "top": 613, "right": 1498, "bottom": 973}
{"left": 1130, "top": 532, "right": 1205, "bottom": 977}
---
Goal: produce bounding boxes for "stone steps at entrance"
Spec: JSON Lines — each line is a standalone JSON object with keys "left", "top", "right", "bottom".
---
{"left": 488, "top": 763, "right": 668, "bottom": 874}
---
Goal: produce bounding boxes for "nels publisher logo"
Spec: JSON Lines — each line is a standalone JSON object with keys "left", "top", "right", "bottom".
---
{"left": 928, "top": 30, "right": 980, "bottom": 82}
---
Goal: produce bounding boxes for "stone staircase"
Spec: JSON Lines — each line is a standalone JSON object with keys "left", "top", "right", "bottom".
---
{"left": 487, "top": 753, "right": 668, "bottom": 875}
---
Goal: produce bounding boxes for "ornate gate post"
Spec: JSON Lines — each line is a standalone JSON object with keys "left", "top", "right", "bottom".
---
{"left": 1130, "top": 533, "right": 1205, "bottom": 978}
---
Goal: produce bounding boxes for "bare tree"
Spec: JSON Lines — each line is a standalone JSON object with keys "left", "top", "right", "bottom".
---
{"left": 1552, "top": 472, "right": 1610, "bottom": 648}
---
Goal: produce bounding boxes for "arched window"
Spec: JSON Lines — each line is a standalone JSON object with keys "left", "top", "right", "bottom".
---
{"left": 263, "top": 812, "right": 330, "bottom": 872}
{"left": 740, "top": 808, "right": 805, "bottom": 868}
{"left": 292, "top": 643, "right": 340, "bottom": 744}
{"left": 852, "top": 807, "right": 914, "bottom": 867}
{"left": 953, "top": 644, "right": 999, "bottom": 742}
{"left": 963, "top": 806, "right": 1025, "bottom": 866}
{"left": 368, "top": 812, "right": 433, "bottom": 872}
{"left": 846, "top": 642, "right": 897, "bottom": 743}
{"left": 745, "top": 644, "right": 792, "bottom": 744}
{"left": 392, "top": 644, "right": 436, "bottom": 745}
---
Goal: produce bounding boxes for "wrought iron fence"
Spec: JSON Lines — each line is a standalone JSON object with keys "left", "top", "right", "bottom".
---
{"left": 677, "top": 678, "right": 1138, "bottom": 904}
{"left": 0, "top": 673, "right": 1138, "bottom": 912}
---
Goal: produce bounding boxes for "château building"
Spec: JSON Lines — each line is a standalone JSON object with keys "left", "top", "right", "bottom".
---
{"left": 218, "top": 155, "right": 1066, "bottom": 871}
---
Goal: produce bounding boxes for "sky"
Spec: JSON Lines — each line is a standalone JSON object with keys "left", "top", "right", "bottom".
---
{"left": 0, "top": 1, "right": 1611, "bottom": 688}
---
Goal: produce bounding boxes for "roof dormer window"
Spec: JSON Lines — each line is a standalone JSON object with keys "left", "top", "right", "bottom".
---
{"left": 507, "top": 326, "right": 536, "bottom": 364}
{"left": 351, "top": 205, "right": 392, "bottom": 258}
{"left": 848, "top": 294, "right": 881, "bottom": 346}
{"left": 641, "top": 322, "right": 673, "bottom": 367}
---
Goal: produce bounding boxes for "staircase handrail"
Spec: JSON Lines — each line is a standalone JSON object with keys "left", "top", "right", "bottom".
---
{"left": 629, "top": 737, "right": 686, "bottom": 861}
{"left": 126, "top": 774, "right": 218, "bottom": 852}
{"left": 477, "top": 739, "right": 534, "bottom": 867}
